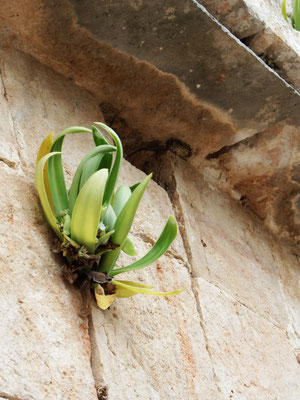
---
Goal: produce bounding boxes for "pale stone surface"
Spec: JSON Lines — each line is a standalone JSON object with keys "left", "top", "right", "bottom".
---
{"left": 0, "top": 46, "right": 102, "bottom": 177}
{"left": 195, "top": 278, "right": 300, "bottom": 400}
{"left": 161, "top": 155, "right": 289, "bottom": 328}
{"left": 0, "top": 165, "right": 97, "bottom": 400}
{"left": 0, "top": 47, "right": 102, "bottom": 400}
{"left": 90, "top": 238, "right": 219, "bottom": 400}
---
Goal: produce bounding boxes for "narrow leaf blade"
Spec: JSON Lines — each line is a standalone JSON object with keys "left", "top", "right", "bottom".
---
{"left": 111, "top": 215, "right": 177, "bottom": 276}
{"left": 94, "top": 122, "right": 123, "bottom": 206}
{"left": 48, "top": 126, "right": 92, "bottom": 215}
{"left": 112, "top": 280, "right": 185, "bottom": 297}
{"left": 35, "top": 152, "right": 62, "bottom": 239}
{"left": 98, "top": 173, "right": 152, "bottom": 273}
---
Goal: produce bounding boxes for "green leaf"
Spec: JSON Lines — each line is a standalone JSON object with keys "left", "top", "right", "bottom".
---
{"left": 63, "top": 214, "right": 71, "bottom": 236}
{"left": 130, "top": 182, "right": 141, "bottom": 192}
{"left": 113, "top": 185, "right": 131, "bottom": 216}
{"left": 71, "top": 169, "right": 108, "bottom": 253}
{"left": 93, "top": 125, "right": 110, "bottom": 146}
{"left": 122, "top": 236, "right": 137, "bottom": 256}
{"left": 102, "top": 204, "right": 117, "bottom": 231}
{"left": 48, "top": 126, "right": 92, "bottom": 215}
{"left": 294, "top": 0, "right": 300, "bottom": 30}
{"left": 79, "top": 155, "right": 103, "bottom": 191}
{"left": 68, "top": 145, "right": 116, "bottom": 214}
{"left": 110, "top": 215, "right": 177, "bottom": 276}
{"left": 112, "top": 280, "right": 185, "bottom": 297}
{"left": 282, "top": 0, "right": 288, "bottom": 22}
{"left": 35, "top": 152, "right": 62, "bottom": 240}
{"left": 98, "top": 173, "right": 152, "bottom": 273}
{"left": 94, "top": 122, "right": 123, "bottom": 206}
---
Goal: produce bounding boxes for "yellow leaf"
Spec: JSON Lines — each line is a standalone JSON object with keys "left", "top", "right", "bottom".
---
{"left": 94, "top": 284, "right": 116, "bottom": 310}
{"left": 36, "top": 132, "right": 55, "bottom": 213}
{"left": 115, "top": 280, "right": 153, "bottom": 298}
{"left": 112, "top": 280, "right": 186, "bottom": 297}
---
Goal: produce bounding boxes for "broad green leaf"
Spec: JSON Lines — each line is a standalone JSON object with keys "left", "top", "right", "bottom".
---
{"left": 48, "top": 126, "right": 92, "bottom": 216}
{"left": 98, "top": 173, "right": 152, "bottom": 273}
{"left": 130, "top": 182, "right": 141, "bottom": 192}
{"left": 68, "top": 145, "right": 116, "bottom": 214}
{"left": 94, "top": 284, "right": 116, "bottom": 310}
{"left": 111, "top": 215, "right": 177, "bottom": 276}
{"left": 99, "top": 153, "right": 113, "bottom": 172}
{"left": 79, "top": 155, "right": 103, "bottom": 191}
{"left": 94, "top": 122, "right": 123, "bottom": 206}
{"left": 71, "top": 169, "right": 108, "bottom": 253}
{"left": 112, "top": 280, "right": 185, "bottom": 297}
{"left": 122, "top": 236, "right": 137, "bottom": 256}
{"left": 36, "top": 132, "right": 55, "bottom": 213}
{"left": 113, "top": 185, "right": 131, "bottom": 216}
{"left": 36, "top": 152, "right": 62, "bottom": 239}
{"left": 93, "top": 125, "right": 110, "bottom": 146}
{"left": 282, "top": 0, "right": 288, "bottom": 21}
{"left": 294, "top": 0, "right": 300, "bottom": 30}
{"left": 102, "top": 204, "right": 117, "bottom": 231}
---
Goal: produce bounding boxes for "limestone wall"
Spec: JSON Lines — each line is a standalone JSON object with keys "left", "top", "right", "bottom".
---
{"left": 1, "top": 43, "right": 300, "bottom": 400}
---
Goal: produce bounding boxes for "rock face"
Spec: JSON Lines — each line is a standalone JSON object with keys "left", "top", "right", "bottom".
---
{"left": 0, "top": 1, "right": 300, "bottom": 399}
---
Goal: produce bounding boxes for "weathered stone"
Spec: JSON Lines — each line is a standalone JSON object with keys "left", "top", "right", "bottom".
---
{"left": 0, "top": 164, "right": 97, "bottom": 400}
{"left": 90, "top": 238, "right": 219, "bottom": 400}
{"left": 152, "top": 154, "right": 291, "bottom": 328}
{"left": 195, "top": 278, "right": 300, "bottom": 399}
{"left": 199, "top": 0, "right": 300, "bottom": 91}
{"left": 0, "top": 46, "right": 102, "bottom": 177}
{"left": 215, "top": 122, "right": 300, "bottom": 245}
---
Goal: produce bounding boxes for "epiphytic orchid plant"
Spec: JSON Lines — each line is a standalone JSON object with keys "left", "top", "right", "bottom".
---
{"left": 36, "top": 123, "right": 184, "bottom": 315}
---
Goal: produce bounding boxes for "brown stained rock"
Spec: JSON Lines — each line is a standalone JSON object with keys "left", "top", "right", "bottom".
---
{"left": 195, "top": 278, "right": 300, "bottom": 400}
{"left": 0, "top": 0, "right": 238, "bottom": 161}
{"left": 216, "top": 122, "right": 300, "bottom": 245}
{"left": 89, "top": 237, "right": 220, "bottom": 400}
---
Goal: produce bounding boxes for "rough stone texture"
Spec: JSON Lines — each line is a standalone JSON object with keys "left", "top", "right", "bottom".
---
{"left": 150, "top": 154, "right": 291, "bottom": 327}
{"left": 199, "top": 0, "right": 300, "bottom": 92}
{"left": 1, "top": 2, "right": 300, "bottom": 399}
{"left": 89, "top": 162, "right": 218, "bottom": 400}
{"left": 90, "top": 243, "right": 218, "bottom": 400}
{"left": 0, "top": 0, "right": 300, "bottom": 246}
{"left": 0, "top": 46, "right": 102, "bottom": 400}
{"left": 196, "top": 278, "right": 300, "bottom": 400}
{"left": 214, "top": 121, "right": 300, "bottom": 245}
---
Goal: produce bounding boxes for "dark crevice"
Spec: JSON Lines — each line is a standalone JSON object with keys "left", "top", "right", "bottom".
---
{"left": 239, "top": 33, "right": 257, "bottom": 47}
{"left": 99, "top": 101, "right": 192, "bottom": 162}
{"left": 206, "top": 128, "right": 265, "bottom": 160}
